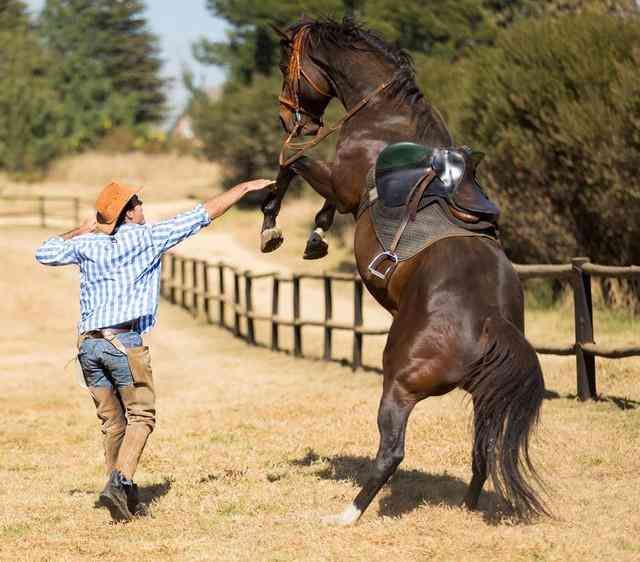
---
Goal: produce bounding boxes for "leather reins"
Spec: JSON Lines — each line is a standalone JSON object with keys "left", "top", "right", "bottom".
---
{"left": 278, "top": 26, "right": 397, "bottom": 168}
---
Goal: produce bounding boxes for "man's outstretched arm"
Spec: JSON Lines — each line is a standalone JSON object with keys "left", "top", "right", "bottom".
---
{"left": 203, "top": 179, "right": 275, "bottom": 219}
{"left": 150, "top": 178, "right": 274, "bottom": 254}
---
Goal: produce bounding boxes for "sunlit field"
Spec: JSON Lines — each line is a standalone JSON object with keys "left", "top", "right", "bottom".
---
{"left": 1, "top": 154, "right": 638, "bottom": 561}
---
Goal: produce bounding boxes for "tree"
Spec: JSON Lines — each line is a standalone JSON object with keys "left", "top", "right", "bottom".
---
{"left": 40, "top": 0, "right": 131, "bottom": 151}
{"left": 194, "top": 0, "right": 343, "bottom": 84}
{"left": 93, "top": 0, "right": 167, "bottom": 125}
{"left": 39, "top": 0, "right": 166, "bottom": 152}
{"left": 0, "top": 0, "right": 63, "bottom": 172}
{"left": 0, "top": 0, "right": 29, "bottom": 30}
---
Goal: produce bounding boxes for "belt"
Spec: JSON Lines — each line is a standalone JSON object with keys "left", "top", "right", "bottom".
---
{"left": 83, "top": 322, "right": 136, "bottom": 339}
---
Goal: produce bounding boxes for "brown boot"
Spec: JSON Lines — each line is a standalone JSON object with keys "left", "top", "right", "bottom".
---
{"left": 99, "top": 470, "right": 133, "bottom": 522}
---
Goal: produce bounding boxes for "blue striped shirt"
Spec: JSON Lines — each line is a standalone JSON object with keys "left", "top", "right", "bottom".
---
{"left": 35, "top": 204, "right": 211, "bottom": 334}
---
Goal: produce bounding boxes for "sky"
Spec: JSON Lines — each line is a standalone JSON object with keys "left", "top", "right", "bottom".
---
{"left": 25, "top": 0, "right": 229, "bottom": 124}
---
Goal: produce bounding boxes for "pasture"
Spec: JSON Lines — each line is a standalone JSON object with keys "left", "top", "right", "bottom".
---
{"left": 2, "top": 153, "right": 639, "bottom": 560}
{"left": 1, "top": 218, "right": 639, "bottom": 561}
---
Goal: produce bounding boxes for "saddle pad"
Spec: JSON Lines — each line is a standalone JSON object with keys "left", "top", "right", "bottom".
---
{"left": 371, "top": 200, "right": 496, "bottom": 262}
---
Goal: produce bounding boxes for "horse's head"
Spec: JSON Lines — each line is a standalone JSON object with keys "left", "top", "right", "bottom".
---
{"left": 273, "top": 23, "right": 335, "bottom": 136}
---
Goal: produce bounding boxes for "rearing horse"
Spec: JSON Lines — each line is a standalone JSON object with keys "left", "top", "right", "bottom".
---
{"left": 262, "top": 18, "right": 547, "bottom": 524}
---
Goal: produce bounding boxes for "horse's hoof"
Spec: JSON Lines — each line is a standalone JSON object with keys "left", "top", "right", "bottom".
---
{"left": 261, "top": 228, "right": 284, "bottom": 253}
{"left": 303, "top": 232, "right": 328, "bottom": 260}
{"left": 320, "top": 504, "right": 361, "bottom": 526}
{"left": 321, "top": 514, "right": 353, "bottom": 527}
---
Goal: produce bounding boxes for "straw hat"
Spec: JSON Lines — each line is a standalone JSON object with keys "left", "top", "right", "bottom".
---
{"left": 95, "top": 180, "right": 142, "bottom": 234}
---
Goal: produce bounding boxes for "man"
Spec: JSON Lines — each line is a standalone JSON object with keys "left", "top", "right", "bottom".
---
{"left": 35, "top": 177, "right": 273, "bottom": 522}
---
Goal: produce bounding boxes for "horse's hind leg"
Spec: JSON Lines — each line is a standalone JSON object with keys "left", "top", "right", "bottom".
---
{"left": 303, "top": 200, "right": 336, "bottom": 260}
{"left": 322, "top": 389, "right": 415, "bottom": 526}
{"left": 462, "top": 397, "right": 488, "bottom": 510}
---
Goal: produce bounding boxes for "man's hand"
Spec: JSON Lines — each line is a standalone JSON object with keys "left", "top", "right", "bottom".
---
{"left": 60, "top": 215, "right": 97, "bottom": 240}
{"left": 240, "top": 179, "right": 276, "bottom": 193}
{"left": 203, "top": 178, "right": 276, "bottom": 220}
{"left": 78, "top": 216, "right": 97, "bottom": 234}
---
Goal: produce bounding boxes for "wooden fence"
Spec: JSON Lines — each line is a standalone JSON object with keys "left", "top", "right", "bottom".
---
{"left": 3, "top": 193, "right": 637, "bottom": 401}
{"left": 0, "top": 195, "right": 87, "bottom": 227}
{"left": 160, "top": 253, "right": 640, "bottom": 402}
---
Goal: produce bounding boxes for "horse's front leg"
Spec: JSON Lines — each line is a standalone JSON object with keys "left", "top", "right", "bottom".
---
{"left": 322, "top": 385, "right": 416, "bottom": 526}
{"left": 260, "top": 166, "right": 296, "bottom": 253}
{"left": 303, "top": 200, "right": 336, "bottom": 259}
{"left": 289, "top": 157, "right": 337, "bottom": 260}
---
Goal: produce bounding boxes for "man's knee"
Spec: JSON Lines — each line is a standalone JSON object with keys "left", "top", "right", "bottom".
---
{"left": 119, "top": 385, "right": 156, "bottom": 433}
{"left": 90, "top": 387, "right": 127, "bottom": 435}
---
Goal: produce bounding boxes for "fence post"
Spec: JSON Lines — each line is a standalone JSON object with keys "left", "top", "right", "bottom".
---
{"left": 218, "top": 264, "right": 225, "bottom": 328}
{"left": 191, "top": 258, "right": 198, "bottom": 317}
{"left": 233, "top": 270, "right": 241, "bottom": 337}
{"left": 244, "top": 272, "right": 255, "bottom": 345}
{"left": 572, "top": 257, "right": 596, "bottom": 400}
{"left": 73, "top": 197, "right": 80, "bottom": 225}
{"left": 181, "top": 257, "right": 188, "bottom": 310}
{"left": 293, "top": 274, "right": 302, "bottom": 357}
{"left": 352, "top": 278, "right": 364, "bottom": 370}
{"left": 271, "top": 276, "right": 280, "bottom": 351}
{"left": 39, "top": 196, "right": 46, "bottom": 228}
{"left": 323, "top": 275, "right": 333, "bottom": 361}
{"left": 202, "top": 261, "right": 211, "bottom": 323}
{"left": 160, "top": 254, "right": 167, "bottom": 297}
{"left": 170, "top": 255, "right": 177, "bottom": 304}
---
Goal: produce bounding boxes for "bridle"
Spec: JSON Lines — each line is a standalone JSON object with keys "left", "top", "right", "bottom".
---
{"left": 278, "top": 25, "right": 397, "bottom": 168}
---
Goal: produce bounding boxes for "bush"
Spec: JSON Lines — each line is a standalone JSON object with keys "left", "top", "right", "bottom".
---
{"left": 462, "top": 13, "right": 640, "bottom": 267}
{"left": 461, "top": 12, "right": 640, "bottom": 310}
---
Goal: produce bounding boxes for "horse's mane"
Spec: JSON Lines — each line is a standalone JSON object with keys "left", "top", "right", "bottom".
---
{"left": 290, "top": 17, "right": 443, "bottom": 142}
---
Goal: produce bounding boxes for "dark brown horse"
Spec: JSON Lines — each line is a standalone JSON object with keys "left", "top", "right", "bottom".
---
{"left": 263, "top": 18, "right": 547, "bottom": 524}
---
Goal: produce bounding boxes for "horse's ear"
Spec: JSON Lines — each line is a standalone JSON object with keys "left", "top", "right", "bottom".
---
{"left": 270, "top": 23, "right": 292, "bottom": 43}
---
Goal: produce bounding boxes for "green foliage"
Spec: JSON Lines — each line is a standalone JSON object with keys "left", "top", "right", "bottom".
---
{"left": 0, "top": 0, "right": 30, "bottom": 30}
{"left": 361, "top": 0, "right": 496, "bottom": 57}
{"left": 0, "top": 1, "right": 63, "bottom": 172}
{"left": 93, "top": 0, "right": 167, "bottom": 125}
{"left": 461, "top": 12, "right": 640, "bottom": 270}
{"left": 195, "top": 0, "right": 344, "bottom": 84}
{"left": 188, "top": 75, "right": 286, "bottom": 199}
{"left": 39, "top": 0, "right": 165, "bottom": 152}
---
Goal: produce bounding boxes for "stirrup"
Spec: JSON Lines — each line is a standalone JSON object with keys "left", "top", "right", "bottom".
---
{"left": 368, "top": 251, "right": 398, "bottom": 280}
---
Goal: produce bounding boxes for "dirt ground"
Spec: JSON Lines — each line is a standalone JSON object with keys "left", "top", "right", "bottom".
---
{"left": 1, "top": 193, "right": 639, "bottom": 560}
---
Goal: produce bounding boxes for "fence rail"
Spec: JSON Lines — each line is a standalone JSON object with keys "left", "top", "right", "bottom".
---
{"left": 160, "top": 253, "right": 640, "bottom": 402}
{"left": 0, "top": 194, "right": 90, "bottom": 228}
{"left": 5, "top": 193, "right": 637, "bottom": 401}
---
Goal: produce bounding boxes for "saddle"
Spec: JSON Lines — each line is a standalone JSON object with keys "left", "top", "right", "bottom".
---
{"left": 374, "top": 142, "right": 499, "bottom": 221}
{"left": 361, "top": 142, "right": 500, "bottom": 282}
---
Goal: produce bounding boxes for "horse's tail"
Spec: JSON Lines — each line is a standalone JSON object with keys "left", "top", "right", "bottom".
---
{"left": 462, "top": 315, "right": 549, "bottom": 519}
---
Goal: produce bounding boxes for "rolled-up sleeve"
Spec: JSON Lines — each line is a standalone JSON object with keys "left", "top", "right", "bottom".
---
{"left": 35, "top": 236, "right": 79, "bottom": 266}
{"left": 150, "top": 204, "right": 212, "bottom": 254}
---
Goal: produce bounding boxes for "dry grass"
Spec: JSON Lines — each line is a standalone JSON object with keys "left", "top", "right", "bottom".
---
{"left": 2, "top": 225, "right": 640, "bottom": 562}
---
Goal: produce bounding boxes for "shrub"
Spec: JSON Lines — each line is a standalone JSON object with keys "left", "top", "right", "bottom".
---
{"left": 462, "top": 13, "right": 640, "bottom": 266}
